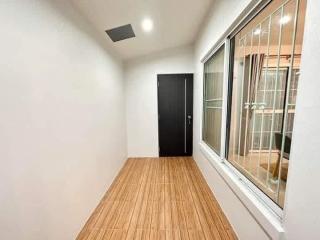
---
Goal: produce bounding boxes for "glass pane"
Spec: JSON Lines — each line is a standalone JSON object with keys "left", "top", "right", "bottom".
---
{"left": 227, "top": 0, "right": 307, "bottom": 208}
{"left": 206, "top": 100, "right": 223, "bottom": 108}
{"left": 228, "top": 36, "right": 245, "bottom": 163}
{"left": 203, "top": 45, "right": 225, "bottom": 154}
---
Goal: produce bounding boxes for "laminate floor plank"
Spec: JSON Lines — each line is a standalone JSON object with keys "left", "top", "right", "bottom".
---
{"left": 76, "top": 157, "right": 237, "bottom": 240}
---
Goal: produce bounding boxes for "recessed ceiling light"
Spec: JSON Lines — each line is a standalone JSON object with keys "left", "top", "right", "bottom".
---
{"left": 253, "top": 28, "right": 261, "bottom": 35}
{"left": 280, "top": 15, "right": 291, "bottom": 25}
{"left": 141, "top": 18, "right": 153, "bottom": 32}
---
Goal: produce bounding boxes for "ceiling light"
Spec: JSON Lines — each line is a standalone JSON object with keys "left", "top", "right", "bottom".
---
{"left": 141, "top": 18, "right": 153, "bottom": 32}
{"left": 280, "top": 15, "right": 291, "bottom": 25}
{"left": 253, "top": 28, "right": 261, "bottom": 35}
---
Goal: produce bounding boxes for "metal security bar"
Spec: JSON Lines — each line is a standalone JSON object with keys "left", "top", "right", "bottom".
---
{"left": 227, "top": 0, "right": 304, "bottom": 208}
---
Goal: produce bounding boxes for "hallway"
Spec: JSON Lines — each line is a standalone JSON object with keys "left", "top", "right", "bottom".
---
{"left": 2, "top": 0, "right": 320, "bottom": 239}
{"left": 77, "top": 157, "right": 236, "bottom": 240}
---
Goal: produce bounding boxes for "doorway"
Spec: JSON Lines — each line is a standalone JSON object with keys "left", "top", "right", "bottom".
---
{"left": 157, "top": 74, "right": 193, "bottom": 156}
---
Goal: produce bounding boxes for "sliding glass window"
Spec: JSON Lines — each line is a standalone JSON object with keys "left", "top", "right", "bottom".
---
{"left": 227, "top": 0, "right": 307, "bottom": 208}
{"left": 203, "top": 45, "right": 225, "bottom": 154}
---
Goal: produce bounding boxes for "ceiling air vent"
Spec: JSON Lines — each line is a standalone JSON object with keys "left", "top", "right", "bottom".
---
{"left": 105, "top": 24, "right": 135, "bottom": 42}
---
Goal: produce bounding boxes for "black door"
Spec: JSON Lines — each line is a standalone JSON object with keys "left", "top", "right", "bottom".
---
{"left": 157, "top": 74, "right": 193, "bottom": 156}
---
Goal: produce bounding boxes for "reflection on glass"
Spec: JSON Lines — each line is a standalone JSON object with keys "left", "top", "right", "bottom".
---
{"left": 203, "top": 46, "right": 225, "bottom": 154}
{"left": 227, "top": 0, "right": 307, "bottom": 208}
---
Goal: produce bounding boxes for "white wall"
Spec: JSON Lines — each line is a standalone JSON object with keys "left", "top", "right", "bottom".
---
{"left": 194, "top": 0, "right": 320, "bottom": 240}
{"left": 283, "top": 1, "right": 320, "bottom": 239}
{"left": 2, "top": 0, "right": 319, "bottom": 239}
{"left": 193, "top": 0, "right": 270, "bottom": 239}
{"left": 125, "top": 46, "right": 194, "bottom": 157}
{"left": 0, "top": 1, "right": 127, "bottom": 240}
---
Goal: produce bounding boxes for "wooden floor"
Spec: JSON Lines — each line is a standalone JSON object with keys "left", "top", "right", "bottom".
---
{"left": 77, "top": 157, "right": 237, "bottom": 240}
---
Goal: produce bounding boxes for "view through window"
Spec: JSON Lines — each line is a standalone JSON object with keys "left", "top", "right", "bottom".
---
{"left": 203, "top": 45, "right": 225, "bottom": 154}
{"left": 227, "top": 0, "right": 307, "bottom": 208}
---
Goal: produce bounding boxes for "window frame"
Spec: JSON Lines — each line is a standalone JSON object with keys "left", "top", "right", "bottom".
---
{"left": 198, "top": 0, "right": 303, "bottom": 220}
{"left": 202, "top": 42, "right": 227, "bottom": 156}
{"left": 201, "top": 38, "right": 284, "bottom": 219}
{"left": 224, "top": 35, "right": 283, "bottom": 217}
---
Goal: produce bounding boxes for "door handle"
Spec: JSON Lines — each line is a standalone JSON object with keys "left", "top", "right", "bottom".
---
{"left": 244, "top": 102, "right": 251, "bottom": 109}
{"left": 187, "top": 115, "right": 192, "bottom": 125}
{"left": 251, "top": 103, "right": 257, "bottom": 110}
{"left": 249, "top": 102, "right": 267, "bottom": 110}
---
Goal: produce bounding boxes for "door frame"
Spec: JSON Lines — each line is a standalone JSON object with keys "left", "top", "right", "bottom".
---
{"left": 157, "top": 73, "right": 194, "bottom": 157}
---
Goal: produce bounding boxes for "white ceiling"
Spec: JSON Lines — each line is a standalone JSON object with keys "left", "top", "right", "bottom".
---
{"left": 71, "top": 0, "right": 213, "bottom": 60}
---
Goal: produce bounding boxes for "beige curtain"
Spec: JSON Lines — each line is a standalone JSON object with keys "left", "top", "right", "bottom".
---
{"left": 249, "top": 54, "right": 265, "bottom": 118}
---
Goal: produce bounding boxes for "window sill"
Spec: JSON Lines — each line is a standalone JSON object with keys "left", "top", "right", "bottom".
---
{"left": 199, "top": 142, "right": 285, "bottom": 240}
